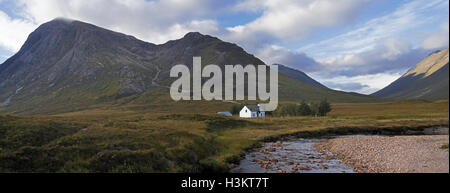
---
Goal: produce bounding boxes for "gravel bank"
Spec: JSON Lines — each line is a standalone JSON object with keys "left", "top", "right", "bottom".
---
{"left": 315, "top": 135, "right": 449, "bottom": 173}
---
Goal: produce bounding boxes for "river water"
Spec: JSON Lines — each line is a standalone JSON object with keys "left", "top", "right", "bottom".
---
{"left": 230, "top": 137, "right": 357, "bottom": 173}
{"left": 230, "top": 127, "right": 449, "bottom": 173}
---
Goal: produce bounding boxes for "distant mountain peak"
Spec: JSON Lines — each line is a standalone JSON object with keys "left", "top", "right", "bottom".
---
{"left": 183, "top": 32, "right": 204, "bottom": 38}
{"left": 428, "top": 49, "right": 442, "bottom": 56}
{"left": 51, "top": 17, "right": 76, "bottom": 23}
{"left": 372, "top": 48, "right": 449, "bottom": 100}
{"left": 180, "top": 32, "right": 219, "bottom": 43}
{"left": 39, "top": 18, "right": 88, "bottom": 31}
{"left": 403, "top": 48, "right": 449, "bottom": 78}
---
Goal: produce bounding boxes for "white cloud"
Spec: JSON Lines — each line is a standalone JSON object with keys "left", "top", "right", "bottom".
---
{"left": 320, "top": 72, "right": 403, "bottom": 94}
{"left": 255, "top": 44, "right": 322, "bottom": 74}
{"left": 4, "top": 0, "right": 221, "bottom": 45}
{"left": 0, "top": 11, "right": 37, "bottom": 52}
{"left": 226, "top": 0, "right": 371, "bottom": 43}
{"left": 251, "top": 43, "right": 412, "bottom": 94}
{"left": 381, "top": 38, "right": 411, "bottom": 60}
{"left": 316, "top": 37, "right": 427, "bottom": 76}
{"left": 259, "top": 0, "right": 448, "bottom": 93}
{"left": 145, "top": 19, "right": 220, "bottom": 44}
{"left": 422, "top": 22, "right": 449, "bottom": 50}
{"left": 298, "top": 0, "right": 448, "bottom": 59}
{"left": 267, "top": 36, "right": 423, "bottom": 78}
{"left": 262, "top": 36, "right": 428, "bottom": 93}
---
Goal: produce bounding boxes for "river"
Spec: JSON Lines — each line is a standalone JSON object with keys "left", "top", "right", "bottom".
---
{"left": 230, "top": 127, "right": 448, "bottom": 173}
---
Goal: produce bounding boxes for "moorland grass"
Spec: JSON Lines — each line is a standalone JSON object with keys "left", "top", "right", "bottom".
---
{"left": 0, "top": 100, "right": 448, "bottom": 172}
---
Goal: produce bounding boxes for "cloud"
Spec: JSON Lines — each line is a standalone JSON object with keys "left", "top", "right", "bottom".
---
{"left": 321, "top": 82, "right": 368, "bottom": 92}
{"left": 298, "top": 0, "right": 449, "bottom": 59}
{"left": 255, "top": 45, "right": 320, "bottom": 72}
{"left": 256, "top": 36, "right": 429, "bottom": 93}
{"left": 226, "top": 0, "right": 371, "bottom": 45}
{"left": 381, "top": 38, "right": 411, "bottom": 60}
{"left": 422, "top": 22, "right": 449, "bottom": 50}
{"left": 148, "top": 19, "right": 220, "bottom": 44}
{"left": 316, "top": 38, "right": 428, "bottom": 76}
{"left": 245, "top": 42, "right": 412, "bottom": 94}
{"left": 1, "top": 0, "right": 223, "bottom": 47}
{"left": 0, "top": 10, "right": 37, "bottom": 52}
{"left": 224, "top": 0, "right": 446, "bottom": 94}
{"left": 319, "top": 72, "right": 403, "bottom": 94}
{"left": 256, "top": 37, "right": 428, "bottom": 78}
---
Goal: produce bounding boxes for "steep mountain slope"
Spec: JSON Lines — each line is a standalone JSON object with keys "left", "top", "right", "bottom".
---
{"left": 277, "top": 64, "right": 327, "bottom": 89}
{"left": 0, "top": 18, "right": 376, "bottom": 114}
{"left": 372, "top": 48, "right": 449, "bottom": 100}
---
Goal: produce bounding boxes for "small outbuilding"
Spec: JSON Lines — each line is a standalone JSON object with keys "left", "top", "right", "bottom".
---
{"left": 217, "top": 112, "right": 232, "bottom": 116}
{"left": 239, "top": 105, "right": 265, "bottom": 118}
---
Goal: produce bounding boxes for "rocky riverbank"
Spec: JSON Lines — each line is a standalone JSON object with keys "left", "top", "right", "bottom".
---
{"left": 230, "top": 138, "right": 355, "bottom": 173}
{"left": 315, "top": 135, "right": 449, "bottom": 173}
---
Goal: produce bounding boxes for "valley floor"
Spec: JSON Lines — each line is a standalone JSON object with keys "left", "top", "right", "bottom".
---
{"left": 0, "top": 100, "right": 448, "bottom": 173}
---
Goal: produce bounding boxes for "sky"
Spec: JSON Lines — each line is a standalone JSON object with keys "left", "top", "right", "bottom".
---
{"left": 0, "top": 0, "right": 449, "bottom": 94}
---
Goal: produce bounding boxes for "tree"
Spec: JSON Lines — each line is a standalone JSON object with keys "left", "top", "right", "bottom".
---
{"left": 273, "top": 104, "right": 297, "bottom": 117}
{"left": 318, "top": 99, "right": 332, "bottom": 116}
{"left": 297, "top": 100, "right": 312, "bottom": 116}
{"left": 285, "top": 104, "right": 297, "bottom": 116}
{"left": 229, "top": 104, "right": 243, "bottom": 115}
{"left": 310, "top": 102, "right": 320, "bottom": 117}
{"left": 273, "top": 105, "right": 288, "bottom": 117}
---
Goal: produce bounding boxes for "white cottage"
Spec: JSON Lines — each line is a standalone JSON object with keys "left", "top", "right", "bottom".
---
{"left": 239, "top": 105, "right": 265, "bottom": 118}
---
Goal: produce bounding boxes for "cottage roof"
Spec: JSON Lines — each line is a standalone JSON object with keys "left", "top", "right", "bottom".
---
{"left": 246, "top": 105, "right": 260, "bottom": 112}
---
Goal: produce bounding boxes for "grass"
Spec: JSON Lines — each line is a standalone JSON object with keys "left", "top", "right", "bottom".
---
{"left": 0, "top": 100, "right": 448, "bottom": 172}
{"left": 441, "top": 144, "right": 449, "bottom": 149}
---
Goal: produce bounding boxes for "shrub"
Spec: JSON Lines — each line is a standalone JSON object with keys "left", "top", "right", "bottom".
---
{"left": 89, "top": 149, "right": 170, "bottom": 173}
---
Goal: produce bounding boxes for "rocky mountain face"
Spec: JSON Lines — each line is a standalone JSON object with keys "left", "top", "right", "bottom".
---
{"left": 0, "top": 19, "right": 162, "bottom": 113}
{"left": 372, "top": 48, "right": 449, "bottom": 100}
{"left": 0, "top": 19, "right": 375, "bottom": 114}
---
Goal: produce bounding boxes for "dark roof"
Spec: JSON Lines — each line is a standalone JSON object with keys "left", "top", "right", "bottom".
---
{"left": 246, "top": 105, "right": 260, "bottom": 112}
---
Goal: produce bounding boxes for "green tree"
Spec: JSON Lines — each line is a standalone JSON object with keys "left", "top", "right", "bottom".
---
{"left": 273, "top": 104, "right": 296, "bottom": 117}
{"left": 273, "top": 105, "right": 286, "bottom": 117}
{"left": 285, "top": 104, "right": 297, "bottom": 116}
{"left": 310, "top": 102, "right": 320, "bottom": 117}
{"left": 297, "top": 101, "right": 312, "bottom": 116}
{"left": 318, "top": 99, "right": 332, "bottom": 116}
{"left": 229, "top": 104, "right": 244, "bottom": 115}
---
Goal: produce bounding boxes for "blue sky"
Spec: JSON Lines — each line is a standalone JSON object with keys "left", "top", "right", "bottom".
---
{"left": 0, "top": 0, "right": 449, "bottom": 94}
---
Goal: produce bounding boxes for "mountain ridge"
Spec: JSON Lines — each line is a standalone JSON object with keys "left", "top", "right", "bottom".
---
{"left": 0, "top": 18, "right": 377, "bottom": 114}
{"left": 277, "top": 64, "right": 328, "bottom": 89}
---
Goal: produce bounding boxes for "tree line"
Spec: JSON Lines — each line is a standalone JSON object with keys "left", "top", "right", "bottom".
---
{"left": 272, "top": 99, "right": 331, "bottom": 117}
{"left": 228, "top": 99, "right": 332, "bottom": 117}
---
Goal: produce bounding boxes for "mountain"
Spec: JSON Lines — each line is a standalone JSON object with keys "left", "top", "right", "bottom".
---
{"left": 372, "top": 48, "right": 449, "bottom": 100}
{"left": 277, "top": 64, "right": 327, "bottom": 89}
{"left": 0, "top": 18, "right": 376, "bottom": 114}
